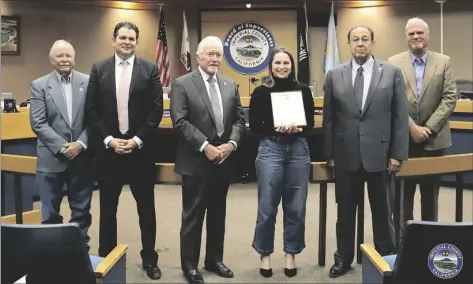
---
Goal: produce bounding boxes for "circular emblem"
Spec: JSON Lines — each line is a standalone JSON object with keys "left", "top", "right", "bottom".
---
{"left": 223, "top": 22, "right": 276, "bottom": 75}
{"left": 428, "top": 243, "right": 463, "bottom": 279}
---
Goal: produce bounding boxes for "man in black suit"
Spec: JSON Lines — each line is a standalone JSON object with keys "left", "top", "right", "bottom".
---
{"left": 170, "top": 36, "right": 245, "bottom": 284}
{"left": 323, "top": 25, "right": 409, "bottom": 277}
{"left": 85, "top": 22, "right": 163, "bottom": 280}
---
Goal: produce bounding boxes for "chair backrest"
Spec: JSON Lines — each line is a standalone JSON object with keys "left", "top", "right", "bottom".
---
{"left": 393, "top": 221, "right": 473, "bottom": 284}
{"left": 1, "top": 223, "right": 95, "bottom": 284}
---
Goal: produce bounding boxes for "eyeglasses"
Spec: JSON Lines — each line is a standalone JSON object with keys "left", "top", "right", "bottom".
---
{"left": 350, "top": 38, "right": 371, "bottom": 45}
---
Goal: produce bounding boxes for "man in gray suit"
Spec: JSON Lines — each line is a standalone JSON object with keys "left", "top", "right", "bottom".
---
{"left": 170, "top": 36, "right": 245, "bottom": 284}
{"left": 30, "top": 40, "right": 93, "bottom": 247}
{"left": 323, "top": 26, "right": 409, "bottom": 277}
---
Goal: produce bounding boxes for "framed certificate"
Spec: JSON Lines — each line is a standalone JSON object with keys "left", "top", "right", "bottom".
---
{"left": 270, "top": 91, "right": 307, "bottom": 127}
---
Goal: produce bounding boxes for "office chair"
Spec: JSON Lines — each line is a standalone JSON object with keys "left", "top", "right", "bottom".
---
{"left": 1, "top": 223, "right": 96, "bottom": 284}
{"left": 1, "top": 210, "right": 127, "bottom": 284}
{"left": 361, "top": 221, "right": 473, "bottom": 284}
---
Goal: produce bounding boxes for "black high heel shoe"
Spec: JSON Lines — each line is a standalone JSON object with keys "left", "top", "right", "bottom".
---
{"left": 284, "top": 254, "right": 297, "bottom": 277}
{"left": 259, "top": 255, "right": 273, "bottom": 278}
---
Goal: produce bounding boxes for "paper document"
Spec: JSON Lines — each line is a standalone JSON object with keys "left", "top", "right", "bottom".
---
{"left": 270, "top": 91, "right": 307, "bottom": 127}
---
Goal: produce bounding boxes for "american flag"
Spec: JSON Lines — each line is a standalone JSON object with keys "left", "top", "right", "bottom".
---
{"left": 156, "top": 8, "right": 171, "bottom": 87}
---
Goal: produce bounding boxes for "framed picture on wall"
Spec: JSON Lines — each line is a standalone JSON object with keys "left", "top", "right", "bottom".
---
{"left": 1, "top": 16, "right": 20, "bottom": 55}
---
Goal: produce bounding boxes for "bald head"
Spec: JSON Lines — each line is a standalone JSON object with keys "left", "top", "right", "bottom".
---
{"left": 405, "top": 17, "right": 430, "bottom": 55}
{"left": 49, "top": 40, "right": 75, "bottom": 75}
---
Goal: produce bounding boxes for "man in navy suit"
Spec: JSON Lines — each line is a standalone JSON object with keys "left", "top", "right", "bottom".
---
{"left": 85, "top": 22, "right": 163, "bottom": 280}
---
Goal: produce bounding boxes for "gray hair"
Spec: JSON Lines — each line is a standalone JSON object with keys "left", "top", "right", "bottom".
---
{"left": 49, "top": 39, "right": 75, "bottom": 58}
{"left": 405, "top": 17, "right": 430, "bottom": 35}
{"left": 196, "top": 36, "right": 223, "bottom": 57}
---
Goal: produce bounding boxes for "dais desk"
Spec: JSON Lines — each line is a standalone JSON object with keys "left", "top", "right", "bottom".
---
{"left": 1, "top": 99, "right": 472, "bottom": 216}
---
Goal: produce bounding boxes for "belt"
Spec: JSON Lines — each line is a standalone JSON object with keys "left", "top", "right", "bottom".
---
{"left": 117, "top": 132, "right": 134, "bottom": 140}
{"left": 209, "top": 139, "right": 224, "bottom": 147}
{"left": 268, "top": 135, "right": 301, "bottom": 142}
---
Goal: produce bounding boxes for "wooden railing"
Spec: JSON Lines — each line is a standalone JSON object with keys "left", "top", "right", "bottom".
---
{"left": 310, "top": 153, "right": 473, "bottom": 266}
{"left": 2, "top": 153, "right": 473, "bottom": 267}
{"left": 1, "top": 155, "right": 36, "bottom": 223}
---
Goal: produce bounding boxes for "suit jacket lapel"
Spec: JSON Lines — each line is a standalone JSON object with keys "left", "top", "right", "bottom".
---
{"left": 401, "top": 51, "right": 418, "bottom": 97}
{"left": 106, "top": 57, "right": 118, "bottom": 113}
{"left": 342, "top": 61, "right": 358, "bottom": 113}
{"left": 47, "top": 72, "right": 70, "bottom": 127}
{"left": 420, "top": 51, "right": 437, "bottom": 99}
{"left": 71, "top": 70, "right": 85, "bottom": 126}
{"left": 192, "top": 70, "right": 217, "bottom": 125}
{"left": 129, "top": 57, "right": 142, "bottom": 96}
{"left": 362, "top": 58, "right": 383, "bottom": 116}
{"left": 217, "top": 75, "right": 228, "bottom": 126}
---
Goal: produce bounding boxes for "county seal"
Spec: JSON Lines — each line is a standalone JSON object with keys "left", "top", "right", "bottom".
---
{"left": 223, "top": 22, "right": 276, "bottom": 75}
{"left": 428, "top": 243, "right": 463, "bottom": 279}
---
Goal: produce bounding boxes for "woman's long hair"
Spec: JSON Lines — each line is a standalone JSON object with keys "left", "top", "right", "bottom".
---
{"left": 262, "top": 47, "right": 298, "bottom": 87}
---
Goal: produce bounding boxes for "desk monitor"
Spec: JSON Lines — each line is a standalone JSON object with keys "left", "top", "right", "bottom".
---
{"left": 3, "top": 98, "right": 18, "bottom": 113}
{"left": 460, "top": 91, "right": 473, "bottom": 100}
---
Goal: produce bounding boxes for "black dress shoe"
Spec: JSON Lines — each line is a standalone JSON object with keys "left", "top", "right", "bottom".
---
{"left": 259, "top": 255, "right": 272, "bottom": 278}
{"left": 329, "top": 262, "right": 351, "bottom": 278}
{"left": 284, "top": 254, "right": 297, "bottom": 277}
{"left": 260, "top": 268, "right": 273, "bottom": 278}
{"left": 183, "top": 269, "right": 205, "bottom": 284}
{"left": 284, "top": 268, "right": 297, "bottom": 277}
{"left": 204, "top": 261, "right": 234, "bottom": 278}
{"left": 143, "top": 264, "right": 161, "bottom": 280}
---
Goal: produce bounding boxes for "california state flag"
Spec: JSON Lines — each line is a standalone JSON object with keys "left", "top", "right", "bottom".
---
{"left": 180, "top": 9, "right": 191, "bottom": 75}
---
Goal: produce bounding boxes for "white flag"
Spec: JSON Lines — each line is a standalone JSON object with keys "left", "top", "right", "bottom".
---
{"left": 324, "top": 2, "right": 340, "bottom": 76}
{"left": 180, "top": 9, "right": 191, "bottom": 75}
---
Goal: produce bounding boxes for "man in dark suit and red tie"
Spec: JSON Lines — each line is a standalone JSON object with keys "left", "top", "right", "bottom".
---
{"left": 170, "top": 36, "right": 246, "bottom": 284}
{"left": 85, "top": 21, "right": 163, "bottom": 280}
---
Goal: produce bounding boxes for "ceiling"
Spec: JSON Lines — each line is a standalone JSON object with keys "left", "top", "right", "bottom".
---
{"left": 5, "top": 0, "right": 449, "bottom": 10}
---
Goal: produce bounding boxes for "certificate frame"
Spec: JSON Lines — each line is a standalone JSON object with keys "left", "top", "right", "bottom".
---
{"left": 270, "top": 90, "right": 307, "bottom": 127}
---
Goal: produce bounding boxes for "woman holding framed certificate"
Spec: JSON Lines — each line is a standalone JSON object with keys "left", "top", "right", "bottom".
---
{"left": 249, "top": 48, "right": 315, "bottom": 278}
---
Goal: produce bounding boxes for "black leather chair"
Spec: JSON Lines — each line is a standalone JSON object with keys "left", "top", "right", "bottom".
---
{"left": 1, "top": 210, "right": 127, "bottom": 284}
{"left": 361, "top": 220, "right": 473, "bottom": 284}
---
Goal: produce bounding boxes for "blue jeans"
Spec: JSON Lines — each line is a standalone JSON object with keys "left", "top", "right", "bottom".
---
{"left": 36, "top": 162, "right": 93, "bottom": 247}
{"left": 252, "top": 136, "right": 310, "bottom": 255}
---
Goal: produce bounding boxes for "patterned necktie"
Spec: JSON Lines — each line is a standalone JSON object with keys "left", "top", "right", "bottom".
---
{"left": 354, "top": 66, "right": 364, "bottom": 111}
{"left": 117, "top": 61, "right": 130, "bottom": 134}
{"left": 61, "top": 75, "right": 70, "bottom": 83}
{"left": 207, "top": 76, "right": 224, "bottom": 137}
{"left": 414, "top": 58, "right": 424, "bottom": 101}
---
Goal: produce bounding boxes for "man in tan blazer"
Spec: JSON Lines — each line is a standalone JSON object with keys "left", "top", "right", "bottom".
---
{"left": 388, "top": 17, "right": 457, "bottom": 227}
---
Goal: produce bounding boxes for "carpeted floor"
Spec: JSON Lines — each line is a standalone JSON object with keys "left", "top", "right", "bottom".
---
{"left": 36, "top": 183, "right": 473, "bottom": 283}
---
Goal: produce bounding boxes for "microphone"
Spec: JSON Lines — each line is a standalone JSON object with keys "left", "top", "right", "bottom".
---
{"left": 250, "top": 77, "right": 260, "bottom": 84}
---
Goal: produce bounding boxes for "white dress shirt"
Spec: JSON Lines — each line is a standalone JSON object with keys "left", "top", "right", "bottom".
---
{"left": 103, "top": 53, "right": 143, "bottom": 149}
{"left": 352, "top": 55, "right": 374, "bottom": 110}
{"left": 197, "top": 66, "right": 237, "bottom": 152}
{"left": 54, "top": 71, "right": 86, "bottom": 151}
